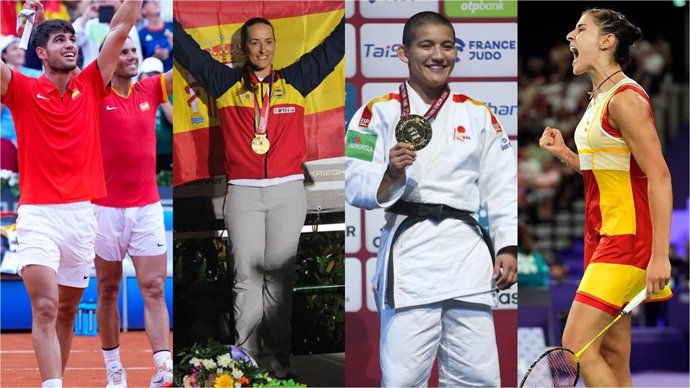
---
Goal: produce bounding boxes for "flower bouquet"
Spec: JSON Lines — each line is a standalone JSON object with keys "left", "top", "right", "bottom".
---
{"left": 175, "top": 340, "right": 306, "bottom": 387}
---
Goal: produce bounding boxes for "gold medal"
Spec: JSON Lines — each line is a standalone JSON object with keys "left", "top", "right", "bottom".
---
{"left": 395, "top": 114, "right": 433, "bottom": 150}
{"left": 251, "top": 134, "right": 270, "bottom": 154}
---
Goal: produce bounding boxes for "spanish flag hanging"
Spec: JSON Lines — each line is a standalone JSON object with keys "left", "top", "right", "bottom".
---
{"left": 173, "top": 1, "right": 345, "bottom": 186}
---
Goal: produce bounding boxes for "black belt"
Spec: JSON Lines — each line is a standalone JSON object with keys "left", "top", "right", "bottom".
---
{"left": 385, "top": 201, "right": 495, "bottom": 308}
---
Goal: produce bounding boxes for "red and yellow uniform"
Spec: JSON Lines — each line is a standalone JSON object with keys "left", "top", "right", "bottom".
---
{"left": 574, "top": 78, "right": 672, "bottom": 315}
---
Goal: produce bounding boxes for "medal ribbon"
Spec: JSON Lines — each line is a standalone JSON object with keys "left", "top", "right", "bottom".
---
{"left": 252, "top": 67, "right": 274, "bottom": 136}
{"left": 399, "top": 81, "right": 450, "bottom": 121}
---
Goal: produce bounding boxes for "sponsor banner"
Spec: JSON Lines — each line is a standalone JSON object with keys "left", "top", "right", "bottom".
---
{"left": 345, "top": 0, "right": 355, "bottom": 18}
{"left": 362, "top": 82, "right": 516, "bottom": 137}
{"left": 345, "top": 203, "right": 362, "bottom": 253}
{"left": 452, "top": 23, "right": 517, "bottom": 77}
{"left": 345, "top": 258, "right": 362, "bottom": 312}
{"left": 360, "top": 23, "right": 516, "bottom": 78}
{"left": 360, "top": 0, "right": 438, "bottom": 19}
{"left": 444, "top": 0, "right": 517, "bottom": 18}
{"left": 364, "top": 207, "right": 386, "bottom": 254}
{"left": 359, "top": 23, "right": 405, "bottom": 78}
{"left": 173, "top": 175, "right": 227, "bottom": 198}
{"left": 366, "top": 258, "right": 377, "bottom": 311}
{"left": 346, "top": 23, "right": 357, "bottom": 78}
{"left": 303, "top": 157, "right": 345, "bottom": 212}
{"left": 362, "top": 83, "right": 398, "bottom": 104}
{"left": 496, "top": 283, "right": 518, "bottom": 309}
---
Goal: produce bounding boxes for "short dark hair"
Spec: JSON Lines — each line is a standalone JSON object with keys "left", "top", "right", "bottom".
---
{"left": 585, "top": 8, "right": 643, "bottom": 66}
{"left": 30, "top": 19, "right": 75, "bottom": 49}
{"left": 402, "top": 11, "right": 455, "bottom": 47}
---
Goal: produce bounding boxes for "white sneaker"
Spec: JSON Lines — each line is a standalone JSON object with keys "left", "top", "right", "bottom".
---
{"left": 149, "top": 359, "right": 173, "bottom": 388}
{"left": 105, "top": 361, "right": 127, "bottom": 388}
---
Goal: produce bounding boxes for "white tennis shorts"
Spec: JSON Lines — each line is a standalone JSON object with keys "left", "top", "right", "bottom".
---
{"left": 16, "top": 201, "right": 97, "bottom": 288}
{"left": 94, "top": 202, "right": 166, "bottom": 261}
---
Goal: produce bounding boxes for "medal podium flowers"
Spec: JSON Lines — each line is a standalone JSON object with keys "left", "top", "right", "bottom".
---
{"left": 176, "top": 340, "right": 305, "bottom": 387}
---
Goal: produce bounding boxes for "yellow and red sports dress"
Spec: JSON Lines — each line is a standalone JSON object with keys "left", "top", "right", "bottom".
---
{"left": 573, "top": 77, "right": 672, "bottom": 315}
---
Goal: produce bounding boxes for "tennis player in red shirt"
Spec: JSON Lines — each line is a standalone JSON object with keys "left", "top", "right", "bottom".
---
{"left": 93, "top": 41, "right": 173, "bottom": 388}
{"left": 0, "top": 1, "right": 141, "bottom": 387}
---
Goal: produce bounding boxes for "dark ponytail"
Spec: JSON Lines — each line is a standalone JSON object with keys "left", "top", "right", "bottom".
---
{"left": 585, "top": 8, "right": 642, "bottom": 66}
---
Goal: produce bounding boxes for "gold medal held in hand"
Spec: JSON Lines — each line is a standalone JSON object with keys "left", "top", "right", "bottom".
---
{"left": 395, "top": 114, "right": 433, "bottom": 150}
{"left": 251, "top": 134, "right": 270, "bottom": 154}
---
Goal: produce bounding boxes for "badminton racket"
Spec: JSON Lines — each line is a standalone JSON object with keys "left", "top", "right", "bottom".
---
{"left": 519, "top": 288, "right": 647, "bottom": 387}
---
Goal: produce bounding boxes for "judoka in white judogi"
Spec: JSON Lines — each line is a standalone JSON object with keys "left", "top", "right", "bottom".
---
{"left": 345, "top": 82, "right": 517, "bottom": 386}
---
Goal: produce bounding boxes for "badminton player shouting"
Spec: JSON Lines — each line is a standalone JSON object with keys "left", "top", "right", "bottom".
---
{"left": 539, "top": 8, "right": 672, "bottom": 387}
{"left": 0, "top": 0, "right": 141, "bottom": 387}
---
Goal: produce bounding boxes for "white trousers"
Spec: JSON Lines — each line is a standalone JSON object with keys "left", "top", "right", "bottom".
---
{"left": 380, "top": 300, "right": 500, "bottom": 387}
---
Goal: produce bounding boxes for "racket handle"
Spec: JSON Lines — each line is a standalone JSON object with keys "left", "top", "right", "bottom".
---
{"left": 623, "top": 288, "right": 647, "bottom": 314}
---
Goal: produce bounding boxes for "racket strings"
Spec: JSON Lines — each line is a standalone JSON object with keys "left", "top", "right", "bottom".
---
{"left": 520, "top": 348, "right": 579, "bottom": 388}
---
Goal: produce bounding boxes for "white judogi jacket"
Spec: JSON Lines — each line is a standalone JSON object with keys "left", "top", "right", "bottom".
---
{"left": 345, "top": 83, "right": 517, "bottom": 309}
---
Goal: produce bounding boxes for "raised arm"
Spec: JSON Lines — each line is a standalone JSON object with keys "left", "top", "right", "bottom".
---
{"left": 172, "top": 19, "right": 239, "bottom": 99}
{"left": 1, "top": 60, "right": 11, "bottom": 99}
{"left": 539, "top": 127, "right": 581, "bottom": 173}
{"left": 23, "top": 0, "right": 45, "bottom": 25}
{"left": 280, "top": 17, "right": 344, "bottom": 96}
{"left": 609, "top": 89, "right": 672, "bottom": 298}
{"left": 97, "top": 0, "right": 142, "bottom": 85}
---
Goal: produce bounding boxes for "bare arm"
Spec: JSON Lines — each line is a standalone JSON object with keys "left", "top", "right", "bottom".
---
{"left": 1, "top": 60, "right": 11, "bottom": 99}
{"left": 161, "top": 69, "right": 173, "bottom": 124}
{"left": 163, "top": 69, "right": 172, "bottom": 96}
{"left": 96, "top": 0, "right": 142, "bottom": 85}
{"left": 539, "top": 127, "right": 581, "bottom": 173}
{"left": 609, "top": 90, "right": 672, "bottom": 298}
{"left": 161, "top": 101, "right": 172, "bottom": 123}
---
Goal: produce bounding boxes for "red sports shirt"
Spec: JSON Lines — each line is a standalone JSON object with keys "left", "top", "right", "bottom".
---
{"left": 93, "top": 74, "right": 167, "bottom": 207}
{"left": 3, "top": 61, "right": 108, "bottom": 204}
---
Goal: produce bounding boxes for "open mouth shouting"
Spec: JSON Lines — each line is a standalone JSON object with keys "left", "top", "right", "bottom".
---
{"left": 569, "top": 44, "right": 579, "bottom": 64}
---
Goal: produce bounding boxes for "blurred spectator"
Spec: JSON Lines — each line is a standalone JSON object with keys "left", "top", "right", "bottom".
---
{"left": 670, "top": 244, "right": 689, "bottom": 290}
{"left": 517, "top": 222, "right": 550, "bottom": 288}
{"left": 0, "top": 35, "right": 41, "bottom": 77}
{"left": 73, "top": 0, "right": 143, "bottom": 67}
{"left": 139, "top": 57, "right": 172, "bottom": 172}
{"left": 1, "top": 35, "right": 42, "bottom": 172}
{"left": 633, "top": 40, "right": 667, "bottom": 95}
{"left": 139, "top": 0, "right": 172, "bottom": 71}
